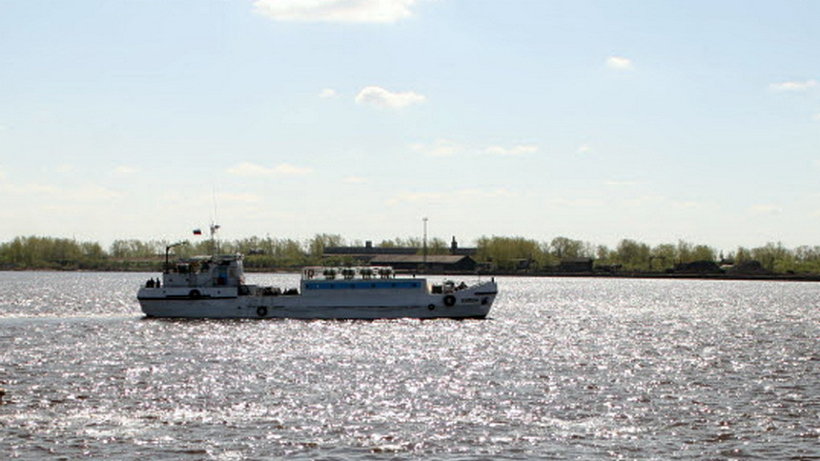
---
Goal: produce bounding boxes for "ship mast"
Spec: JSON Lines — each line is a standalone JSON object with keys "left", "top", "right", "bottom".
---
{"left": 209, "top": 222, "right": 221, "bottom": 255}
{"left": 210, "top": 185, "right": 220, "bottom": 255}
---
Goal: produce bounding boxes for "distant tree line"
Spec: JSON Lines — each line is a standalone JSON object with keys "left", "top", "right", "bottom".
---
{"left": 476, "top": 236, "right": 820, "bottom": 274}
{"left": 1, "top": 234, "right": 820, "bottom": 274}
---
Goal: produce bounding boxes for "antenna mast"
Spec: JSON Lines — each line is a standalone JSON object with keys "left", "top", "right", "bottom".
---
{"left": 209, "top": 222, "right": 221, "bottom": 255}
{"left": 210, "top": 185, "right": 220, "bottom": 254}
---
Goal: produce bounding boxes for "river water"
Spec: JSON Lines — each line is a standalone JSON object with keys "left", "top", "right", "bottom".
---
{"left": 0, "top": 272, "right": 817, "bottom": 459}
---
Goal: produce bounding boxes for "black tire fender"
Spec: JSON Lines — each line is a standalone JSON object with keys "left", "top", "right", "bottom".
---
{"left": 189, "top": 289, "right": 201, "bottom": 299}
{"left": 257, "top": 306, "right": 268, "bottom": 317}
{"left": 443, "top": 295, "right": 456, "bottom": 307}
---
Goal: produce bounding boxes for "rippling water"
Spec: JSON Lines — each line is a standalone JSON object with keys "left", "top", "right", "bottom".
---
{"left": 1, "top": 272, "right": 817, "bottom": 459}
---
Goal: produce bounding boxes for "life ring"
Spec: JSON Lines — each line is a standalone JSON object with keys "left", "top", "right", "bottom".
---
{"left": 257, "top": 306, "right": 268, "bottom": 317}
{"left": 443, "top": 295, "right": 456, "bottom": 307}
{"left": 189, "top": 289, "right": 201, "bottom": 299}
{"left": 428, "top": 304, "right": 435, "bottom": 310}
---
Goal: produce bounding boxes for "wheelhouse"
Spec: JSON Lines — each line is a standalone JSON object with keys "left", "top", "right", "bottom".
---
{"left": 163, "top": 254, "right": 245, "bottom": 288}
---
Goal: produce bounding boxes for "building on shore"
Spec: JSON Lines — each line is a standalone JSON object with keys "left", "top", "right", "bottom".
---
{"left": 557, "top": 258, "right": 595, "bottom": 273}
{"left": 368, "top": 254, "right": 479, "bottom": 272}
{"left": 323, "top": 237, "right": 480, "bottom": 272}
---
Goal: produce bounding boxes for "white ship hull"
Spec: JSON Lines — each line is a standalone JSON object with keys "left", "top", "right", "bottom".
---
{"left": 138, "top": 279, "right": 497, "bottom": 320}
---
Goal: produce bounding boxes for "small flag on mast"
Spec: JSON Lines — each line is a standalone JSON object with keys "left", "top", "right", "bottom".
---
{"left": 193, "top": 229, "right": 202, "bottom": 235}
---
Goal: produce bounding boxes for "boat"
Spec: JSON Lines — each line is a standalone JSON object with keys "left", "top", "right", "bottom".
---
{"left": 137, "top": 254, "right": 498, "bottom": 319}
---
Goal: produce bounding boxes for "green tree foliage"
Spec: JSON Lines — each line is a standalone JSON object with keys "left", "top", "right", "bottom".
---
{"left": 792, "top": 246, "right": 820, "bottom": 273}
{"left": 734, "top": 246, "right": 752, "bottom": 263}
{"left": 690, "top": 244, "right": 717, "bottom": 263}
{"left": 110, "top": 239, "right": 164, "bottom": 258}
{"left": 241, "top": 238, "right": 312, "bottom": 269}
{"left": 379, "top": 237, "right": 422, "bottom": 248}
{"left": 650, "top": 243, "right": 677, "bottom": 271}
{"left": 476, "top": 236, "right": 550, "bottom": 271}
{"left": 595, "top": 245, "right": 615, "bottom": 265}
{"left": 549, "top": 236, "right": 593, "bottom": 259}
{"left": 427, "top": 237, "right": 448, "bottom": 255}
{"left": 308, "top": 233, "right": 345, "bottom": 258}
{"left": 230, "top": 236, "right": 267, "bottom": 254}
{"left": 676, "top": 240, "right": 694, "bottom": 263}
{"left": 81, "top": 242, "right": 106, "bottom": 262}
{"left": 376, "top": 237, "right": 448, "bottom": 254}
{"left": 751, "top": 242, "right": 794, "bottom": 273}
{"left": 0, "top": 236, "right": 106, "bottom": 269}
{"left": 616, "top": 239, "right": 651, "bottom": 270}
{"left": 2, "top": 234, "right": 820, "bottom": 275}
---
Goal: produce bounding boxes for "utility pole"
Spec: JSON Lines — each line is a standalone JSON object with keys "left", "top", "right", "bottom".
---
{"left": 422, "top": 217, "right": 428, "bottom": 272}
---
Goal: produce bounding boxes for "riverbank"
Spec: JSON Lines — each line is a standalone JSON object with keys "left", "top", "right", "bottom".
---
{"left": 393, "top": 270, "right": 820, "bottom": 282}
{"left": 521, "top": 271, "right": 820, "bottom": 282}
{"left": 2, "top": 265, "right": 819, "bottom": 282}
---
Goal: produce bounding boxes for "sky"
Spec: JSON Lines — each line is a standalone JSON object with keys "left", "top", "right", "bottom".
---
{"left": 1, "top": 0, "right": 819, "bottom": 251}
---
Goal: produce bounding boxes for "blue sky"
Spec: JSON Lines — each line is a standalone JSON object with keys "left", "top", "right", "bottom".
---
{"left": 1, "top": 0, "right": 819, "bottom": 250}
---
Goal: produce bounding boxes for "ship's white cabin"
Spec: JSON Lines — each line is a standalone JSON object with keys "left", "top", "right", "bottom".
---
{"left": 301, "top": 265, "right": 397, "bottom": 281}
{"left": 162, "top": 254, "right": 245, "bottom": 288}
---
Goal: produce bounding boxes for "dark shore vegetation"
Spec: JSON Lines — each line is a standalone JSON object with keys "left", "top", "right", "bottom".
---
{"left": 1, "top": 234, "right": 820, "bottom": 277}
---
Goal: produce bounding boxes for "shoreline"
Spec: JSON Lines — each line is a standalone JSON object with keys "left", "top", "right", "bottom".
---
{"left": 2, "top": 267, "right": 818, "bottom": 282}
{"left": 483, "top": 272, "right": 820, "bottom": 282}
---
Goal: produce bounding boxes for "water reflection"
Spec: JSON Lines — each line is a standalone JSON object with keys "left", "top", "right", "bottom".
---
{"left": 0, "top": 272, "right": 817, "bottom": 459}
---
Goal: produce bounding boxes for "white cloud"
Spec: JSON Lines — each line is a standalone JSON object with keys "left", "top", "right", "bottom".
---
{"left": 549, "top": 197, "right": 605, "bottom": 208}
{"left": 455, "top": 188, "right": 514, "bottom": 199}
{"left": 812, "top": 113, "right": 820, "bottom": 122}
{"left": 0, "top": 165, "right": 5, "bottom": 180}
{"left": 576, "top": 144, "right": 592, "bottom": 155}
{"left": 484, "top": 144, "right": 538, "bottom": 156}
{"left": 411, "top": 140, "right": 539, "bottom": 157}
{"left": 114, "top": 165, "right": 138, "bottom": 175}
{"left": 674, "top": 200, "right": 702, "bottom": 209}
{"left": 1, "top": 182, "right": 120, "bottom": 201}
{"left": 749, "top": 204, "right": 782, "bottom": 215}
{"left": 219, "top": 192, "right": 261, "bottom": 203}
{"left": 342, "top": 176, "right": 367, "bottom": 184}
{"left": 386, "top": 191, "right": 442, "bottom": 205}
{"left": 355, "top": 86, "right": 426, "bottom": 109}
{"left": 411, "top": 139, "right": 463, "bottom": 157}
{"left": 319, "top": 88, "right": 338, "bottom": 98}
{"left": 769, "top": 80, "right": 817, "bottom": 92}
{"left": 227, "top": 162, "right": 313, "bottom": 177}
{"left": 67, "top": 185, "right": 122, "bottom": 201}
{"left": 622, "top": 195, "right": 666, "bottom": 208}
{"left": 606, "top": 56, "right": 633, "bottom": 70}
{"left": 604, "top": 180, "right": 638, "bottom": 187}
{"left": 387, "top": 188, "right": 513, "bottom": 205}
{"left": 253, "top": 0, "right": 420, "bottom": 24}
